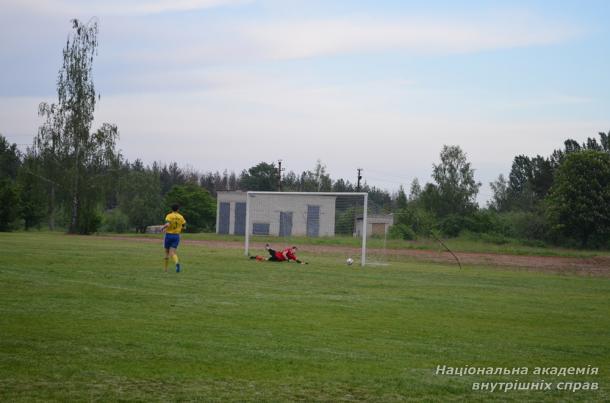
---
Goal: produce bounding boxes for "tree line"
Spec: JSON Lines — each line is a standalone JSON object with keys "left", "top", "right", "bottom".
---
{"left": 3, "top": 128, "right": 610, "bottom": 248}
{"left": 389, "top": 133, "right": 610, "bottom": 248}
{"left": 1, "top": 18, "right": 610, "bottom": 249}
{"left": 0, "top": 135, "right": 390, "bottom": 235}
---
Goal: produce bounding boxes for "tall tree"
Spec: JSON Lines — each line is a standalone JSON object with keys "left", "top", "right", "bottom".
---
{"left": 598, "top": 131, "right": 609, "bottom": 152}
{"left": 199, "top": 171, "right": 216, "bottom": 196}
{"left": 239, "top": 162, "right": 277, "bottom": 191}
{"left": 488, "top": 174, "right": 509, "bottom": 212}
{"left": 506, "top": 155, "right": 535, "bottom": 211}
{"left": 0, "top": 178, "right": 19, "bottom": 232}
{"left": 547, "top": 151, "right": 610, "bottom": 247}
{"left": 551, "top": 132, "right": 610, "bottom": 168}
{"left": 430, "top": 145, "right": 481, "bottom": 216}
{"left": 395, "top": 185, "right": 408, "bottom": 210}
{"left": 17, "top": 151, "right": 47, "bottom": 230}
{"left": 361, "top": 185, "right": 392, "bottom": 212}
{"left": 119, "top": 165, "right": 162, "bottom": 233}
{"left": 311, "top": 160, "right": 332, "bottom": 192}
{"left": 34, "top": 102, "right": 61, "bottom": 229}
{"left": 298, "top": 160, "right": 332, "bottom": 192}
{"left": 228, "top": 171, "right": 238, "bottom": 191}
{"left": 0, "top": 134, "right": 21, "bottom": 180}
{"left": 332, "top": 178, "right": 355, "bottom": 193}
{"left": 408, "top": 178, "right": 421, "bottom": 201}
{"left": 281, "top": 171, "right": 300, "bottom": 191}
{"left": 35, "top": 19, "right": 119, "bottom": 234}
{"left": 506, "top": 154, "right": 555, "bottom": 211}
{"left": 160, "top": 162, "right": 186, "bottom": 195}
{"left": 0, "top": 135, "right": 21, "bottom": 231}
{"left": 164, "top": 184, "right": 216, "bottom": 232}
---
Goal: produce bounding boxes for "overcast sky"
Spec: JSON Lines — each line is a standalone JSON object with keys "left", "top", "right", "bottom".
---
{"left": 1, "top": 0, "right": 609, "bottom": 203}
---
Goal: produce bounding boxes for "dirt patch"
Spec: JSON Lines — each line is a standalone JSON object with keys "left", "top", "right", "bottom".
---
{"left": 98, "top": 236, "right": 610, "bottom": 277}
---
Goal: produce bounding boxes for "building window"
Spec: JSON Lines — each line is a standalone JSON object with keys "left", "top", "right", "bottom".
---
{"left": 252, "top": 223, "right": 270, "bottom": 235}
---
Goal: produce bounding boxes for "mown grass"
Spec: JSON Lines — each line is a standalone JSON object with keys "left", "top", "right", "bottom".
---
{"left": 1, "top": 232, "right": 608, "bottom": 401}
{"left": 99, "top": 230, "right": 610, "bottom": 259}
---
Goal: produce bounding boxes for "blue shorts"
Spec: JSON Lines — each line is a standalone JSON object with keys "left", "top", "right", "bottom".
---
{"left": 164, "top": 233, "right": 180, "bottom": 249}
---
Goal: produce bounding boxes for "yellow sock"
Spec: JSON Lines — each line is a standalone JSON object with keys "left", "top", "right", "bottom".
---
{"left": 164, "top": 257, "right": 169, "bottom": 271}
{"left": 172, "top": 254, "right": 179, "bottom": 264}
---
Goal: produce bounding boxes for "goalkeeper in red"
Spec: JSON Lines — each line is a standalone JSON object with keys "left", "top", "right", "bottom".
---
{"left": 250, "top": 244, "right": 307, "bottom": 264}
{"left": 162, "top": 204, "right": 186, "bottom": 273}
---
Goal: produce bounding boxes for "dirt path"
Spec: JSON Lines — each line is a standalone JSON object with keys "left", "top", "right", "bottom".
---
{"left": 99, "top": 236, "right": 610, "bottom": 277}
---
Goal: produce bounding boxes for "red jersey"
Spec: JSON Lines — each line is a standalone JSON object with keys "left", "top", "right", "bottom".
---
{"left": 272, "top": 250, "right": 286, "bottom": 261}
{"left": 274, "top": 248, "right": 297, "bottom": 262}
{"left": 284, "top": 248, "right": 297, "bottom": 261}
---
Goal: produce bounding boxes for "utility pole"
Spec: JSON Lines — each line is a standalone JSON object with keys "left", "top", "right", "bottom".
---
{"left": 356, "top": 168, "right": 363, "bottom": 192}
{"left": 277, "top": 159, "right": 285, "bottom": 191}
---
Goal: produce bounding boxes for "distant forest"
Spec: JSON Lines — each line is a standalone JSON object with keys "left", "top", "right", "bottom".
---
{"left": 2, "top": 131, "right": 610, "bottom": 249}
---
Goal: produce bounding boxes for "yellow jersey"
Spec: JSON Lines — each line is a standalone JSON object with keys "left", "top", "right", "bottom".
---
{"left": 165, "top": 212, "right": 186, "bottom": 234}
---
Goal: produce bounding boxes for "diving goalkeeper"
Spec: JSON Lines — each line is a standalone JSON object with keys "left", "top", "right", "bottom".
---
{"left": 250, "top": 244, "right": 308, "bottom": 264}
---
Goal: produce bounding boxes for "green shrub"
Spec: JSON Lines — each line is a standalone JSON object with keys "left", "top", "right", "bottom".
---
{"left": 102, "top": 209, "right": 130, "bottom": 233}
{"left": 393, "top": 205, "right": 435, "bottom": 237}
{"left": 439, "top": 214, "right": 472, "bottom": 237}
{"left": 499, "top": 211, "right": 550, "bottom": 241}
{"left": 389, "top": 223, "right": 416, "bottom": 240}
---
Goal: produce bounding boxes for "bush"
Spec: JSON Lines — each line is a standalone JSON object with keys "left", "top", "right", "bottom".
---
{"left": 458, "top": 210, "right": 552, "bottom": 244}
{"left": 470, "top": 210, "right": 505, "bottom": 233}
{"left": 479, "top": 232, "right": 510, "bottom": 245}
{"left": 102, "top": 209, "right": 130, "bottom": 233}
{"left": 393, "top": 205, "right": 435, "bottom": 237}
{"left": 498, "top": 211, "right": 551, "bottom": 241}
{"left": 458, "top": 230, "right": 509, "bottom": 245}
{"left": 77, "top": 206, "right": 102, "bottom": 235}
{"left": 389, "top": 223, "right": 416, "bottom": 240}
{"left": 439, "top": 214, "right": 473, "bottom": 237}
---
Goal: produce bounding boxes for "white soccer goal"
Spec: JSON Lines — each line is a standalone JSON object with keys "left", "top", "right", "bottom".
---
{"left": 244, "top": 192, "right": 369, "bottom": 266}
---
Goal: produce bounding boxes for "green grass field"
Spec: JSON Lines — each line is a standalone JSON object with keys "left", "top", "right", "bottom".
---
{"left": 107, "top": 231, "right": 610, "bottom": 259}
{"left": 1, "top": 232, "right": 608, "bottom": 401}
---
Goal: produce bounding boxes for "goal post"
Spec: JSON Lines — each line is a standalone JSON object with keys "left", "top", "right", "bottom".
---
{"left": 244, "top": 191, "right": 368, "bottom": 266}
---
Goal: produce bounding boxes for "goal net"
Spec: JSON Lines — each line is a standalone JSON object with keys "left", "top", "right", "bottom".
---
{"left": 243, "top": 191, "right": 388, "bottom": 266}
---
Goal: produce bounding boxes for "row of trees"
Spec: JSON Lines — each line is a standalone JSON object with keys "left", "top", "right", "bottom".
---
{"left": 490, "top": 133, "right": 610, "bottom": 247}
{"left": 0, "top": 133, "right": 392, "bottom": 234}
{"left": 389, "top": 132, "right": 610, "bottom": 248}
{"left": 4, "top": 126, "right": 610, "bottom": 248}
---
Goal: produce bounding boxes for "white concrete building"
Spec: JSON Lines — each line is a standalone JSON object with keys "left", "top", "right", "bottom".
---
{"left": 216, "top": 191, "right": 338, "bottom": 237}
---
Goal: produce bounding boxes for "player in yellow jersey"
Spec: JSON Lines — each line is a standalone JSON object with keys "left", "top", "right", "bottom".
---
{"left": 162, "top": 204, "right": 186, "bottom": 273}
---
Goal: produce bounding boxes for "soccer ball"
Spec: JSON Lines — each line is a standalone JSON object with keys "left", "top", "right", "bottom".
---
{"left": 346, "top": 258, "right": 354, "bottom": 266}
